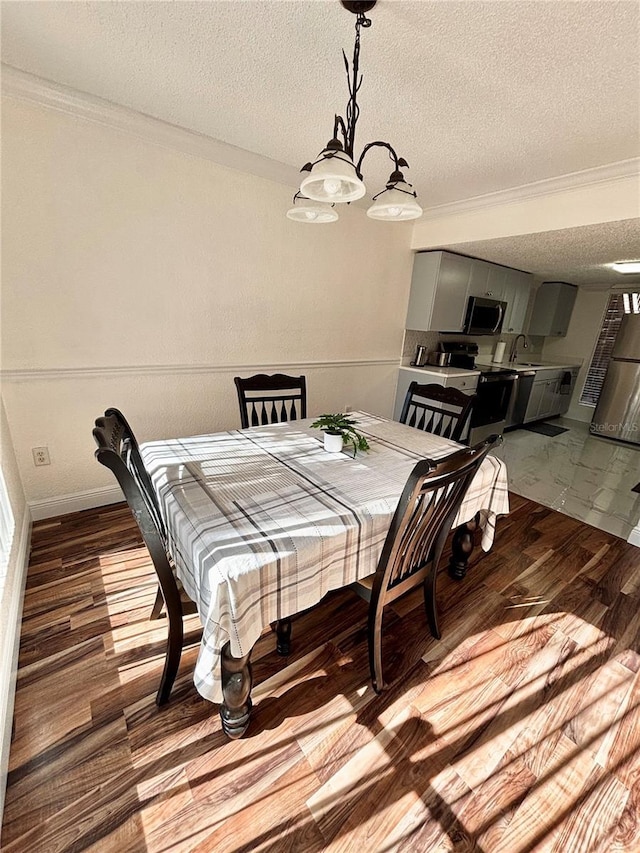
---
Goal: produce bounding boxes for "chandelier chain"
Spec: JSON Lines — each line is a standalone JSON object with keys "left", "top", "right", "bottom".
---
{"left": 344, "top": 13, "right": 365, "bottom": 159}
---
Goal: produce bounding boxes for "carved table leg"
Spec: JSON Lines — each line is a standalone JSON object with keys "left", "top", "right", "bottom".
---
{"left": 220, "top": 642, "right": 252, "bottom": 739}
{"left": 448, "top": 513, "right": 480, "bottom": 581}
{"left": 275, "top": 617, "right": 292, "bottom": 656}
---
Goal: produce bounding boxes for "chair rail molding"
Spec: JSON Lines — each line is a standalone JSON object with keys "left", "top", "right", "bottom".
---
{"left": 0, "top": 358, "right": 399, "bottom": 382}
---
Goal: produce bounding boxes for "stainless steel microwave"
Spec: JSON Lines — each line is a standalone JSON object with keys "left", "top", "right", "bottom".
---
{"left": 463, "top": 296, "right": 507, "bottom": 335}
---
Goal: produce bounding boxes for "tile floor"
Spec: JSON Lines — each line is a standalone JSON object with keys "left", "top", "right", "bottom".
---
{"left": 495, "top": 417, "right": 640, "bottom": 542}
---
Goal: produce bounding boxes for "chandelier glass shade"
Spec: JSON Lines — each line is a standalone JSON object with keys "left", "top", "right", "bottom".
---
{"left": 286, "top": 193, "right": 339, "bottom": 223}
{"left": 299, "top": 144, "right": 366, "bottom": 203}
{"left": 366, "top": 175, "right": 423, "bottom": 221}
{"left": 289, "top": 0, "right": 422, "bottom": 224}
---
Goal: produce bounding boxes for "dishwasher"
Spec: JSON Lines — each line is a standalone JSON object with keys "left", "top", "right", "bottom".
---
{"left": 505, "top": 370, "right": 536, "bottom": 429}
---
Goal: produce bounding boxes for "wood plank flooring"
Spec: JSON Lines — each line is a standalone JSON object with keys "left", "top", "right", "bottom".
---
{"left": 2, "top": 495, "right": 640, "bottom": 852}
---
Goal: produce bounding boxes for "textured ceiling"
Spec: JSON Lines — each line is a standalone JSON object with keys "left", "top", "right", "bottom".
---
{"left": 442, "top": 219, "right": 640, "bottom": 287}
{"left": 2, "top": 0, "right": 640, "bottom": 207}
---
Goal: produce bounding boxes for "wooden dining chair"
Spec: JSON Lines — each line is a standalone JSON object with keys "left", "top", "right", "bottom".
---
{"left": 100, "top": 408, "right": 167, "bottom": 622}
{"left": 351, "top": 434, "right": 500, "bottom": 693}
{"left": 400, "top": 382, "right": 476, "bottom": 442}
{"left": 234, "top": 373, "right": 307, "bottom": 429}
{"left": 92, "top": 408, "right": 199, "bottom": 706}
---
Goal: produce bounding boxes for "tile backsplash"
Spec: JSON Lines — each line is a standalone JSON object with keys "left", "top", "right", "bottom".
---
{"left": 402, "top": 329, "right": 545, "bottom": 365}
{"left": 401, "top": 329, "right": 441, "bottom": 360}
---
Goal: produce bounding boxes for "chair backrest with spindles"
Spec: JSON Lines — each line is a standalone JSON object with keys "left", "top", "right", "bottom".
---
{"left": 400, "top": 382, "right": 476, "bottom": 442}
{"left": 234, "top": 373, "right": 307, "bottom": 429}
{"left": 375, "top": 435, "right": 499, "bottom": 598}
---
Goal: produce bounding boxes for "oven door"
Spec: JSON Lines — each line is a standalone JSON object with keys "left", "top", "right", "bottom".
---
{"left": 464, "top": 297, "right": 507, "bottom": 336}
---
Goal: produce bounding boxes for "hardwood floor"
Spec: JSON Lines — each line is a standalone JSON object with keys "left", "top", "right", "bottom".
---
{"left": 2, "top": 496, "right": 640, "bottom": 852}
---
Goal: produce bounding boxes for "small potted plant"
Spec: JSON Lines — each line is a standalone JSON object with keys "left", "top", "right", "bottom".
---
{"left": 310, "top": 413, "right": 370, "bottom": 457}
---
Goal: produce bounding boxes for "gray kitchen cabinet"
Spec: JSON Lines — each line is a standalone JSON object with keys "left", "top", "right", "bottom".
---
{"left": 540, "top": 378, "right": 559, "bottom": 419}
{"left": 524, "top": 372, "right": 555, "bottom": 422}
{"left": 485, "top": 265, "right": 506, "bottom": 300}
{"left": 405, "top": 251, "right": 471, "bottom": 332}
{"left": 552, "top": 284, "right": 578, "bottom": 336}
{"left": 393, "top": 367, "right": 479, "bottom": 422}
{"left": 406, "top": 251, "right": 533, "bottom": 334}
{"left": 502, "top": 270, "right": 531, "bottom": 334}
{"left": 522, "top": 368, "right": 577, "bottom": 422}
{"left": 467, "top": 261, "right": 507, "bottom": 299}
{"left": 443, "top": 374, "right": 480, "bottom": 392}
{"left": 465, "top": 260, "right": 498, "bottom": 299}
{"left": 528, "top": 281, "right": 578, "bottom": 337}
{"left": 514, "top": 364, "right": 579, "bottom": 426}
{"left": 524, "top": 379, "right": 547, "bottom": 423}
{"left": 466, "top": 260, "right": 490, "bottom": 298}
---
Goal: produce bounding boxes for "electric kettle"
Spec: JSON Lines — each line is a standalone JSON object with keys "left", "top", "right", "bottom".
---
{"left": 411, "top": 345, "right": 427, "bottom": 367}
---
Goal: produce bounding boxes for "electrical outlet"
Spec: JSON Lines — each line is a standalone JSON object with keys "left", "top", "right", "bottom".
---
{"left": 32, "top": 446, "right": 51, "bottom": 467}
{"left": 344, "top": 404, "right": 353, "bottom": 413}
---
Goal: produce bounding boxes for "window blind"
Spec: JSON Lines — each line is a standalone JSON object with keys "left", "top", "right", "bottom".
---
{"left": 579, "top": 292, "right": 638, "bottom": 406}
{"left": 622, "top": 291, "right": 640, "bottom": 314}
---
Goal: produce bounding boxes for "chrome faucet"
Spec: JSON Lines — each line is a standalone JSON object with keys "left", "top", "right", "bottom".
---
{"left": 509, "top": 334, "right": 529, "bottom": 363}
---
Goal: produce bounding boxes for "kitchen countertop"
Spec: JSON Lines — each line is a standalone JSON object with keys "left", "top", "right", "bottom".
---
{"left": 476, "top": 360, "right": 582, "bottom": 373}
{"left": 399, "top": 364, "right": 481, "bottom": 378}
{"left": 401, "top": 360, "right": 580, "bottom": 376}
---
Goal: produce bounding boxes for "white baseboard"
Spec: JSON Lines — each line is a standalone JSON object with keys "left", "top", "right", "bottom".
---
{"left": 29, "top": 485, "right": 123, "bottom": 521}
{"left": 628, "top": 525, "right": 640, "bottom": 547}
{"left": 0, "top": 510, "right": 32, "bottom": 836}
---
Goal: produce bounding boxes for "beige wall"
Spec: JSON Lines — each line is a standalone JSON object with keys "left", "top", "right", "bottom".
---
{"left": 0, "top": 399, "right": 29, "bottom": 829}
{"left": 411, "top": 171, "right": 639, "bottom": 249}
{"left": 1, "top": 97, "right": 413, "bottom": 510}
{"left": 542, "top": 287, "right": 610, "bottom": 422}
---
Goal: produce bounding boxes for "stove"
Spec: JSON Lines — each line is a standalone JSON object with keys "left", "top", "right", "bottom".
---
{"left": 438, "top": 342, "right": 518, "bottom": 442}
{"left": 477, "top": 364, "right": 518, "bottom": 377}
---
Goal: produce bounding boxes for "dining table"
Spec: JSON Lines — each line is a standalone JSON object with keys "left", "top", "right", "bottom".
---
{"left": 140, "top": 411, "right": 509, "bottom": 737}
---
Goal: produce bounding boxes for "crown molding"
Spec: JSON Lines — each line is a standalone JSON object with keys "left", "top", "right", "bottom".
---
{"left": 0, "top": 358, "right": 399, "bottom": 381}
{"left": 1, "top": 64, "right": 301, "bottom": 189}
{"left": 419, "top": 158, "right": 640, "bottom": 220}
{"left": 5, "top": 65, "right": 637, "bottom": 222}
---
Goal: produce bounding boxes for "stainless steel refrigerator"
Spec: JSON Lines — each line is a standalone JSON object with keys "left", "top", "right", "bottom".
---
{"left": 592, "top": 312, "right": 640, "bottom": 445}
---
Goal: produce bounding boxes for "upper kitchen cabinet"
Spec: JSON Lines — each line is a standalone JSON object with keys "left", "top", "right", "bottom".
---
{"left": 528, "top": 281, "right": 578, "bottom": 337}
{"left": 468, "top": 261, "right": 506, "bottom": 300}
{"left": 502, "top": 270, "right": 532, "bottom": 334}
{"left": 406, "top": 251, "right": 472, "bottom": 332}
{"left": 405, "top": 250, "right": 533, "bottom": 334}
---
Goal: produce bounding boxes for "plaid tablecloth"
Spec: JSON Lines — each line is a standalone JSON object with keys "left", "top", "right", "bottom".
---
{"left": 140, "top": 412, "right": 509, "bottom": 703}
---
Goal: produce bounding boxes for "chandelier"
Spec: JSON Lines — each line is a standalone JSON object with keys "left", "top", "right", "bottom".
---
{"left": 287, "top": 0, "right": 422, "bottom": 224}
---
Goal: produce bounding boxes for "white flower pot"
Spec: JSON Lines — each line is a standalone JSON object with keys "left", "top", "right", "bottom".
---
{"left": 324, "top": 432, "right": 344, "bottom": 453}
